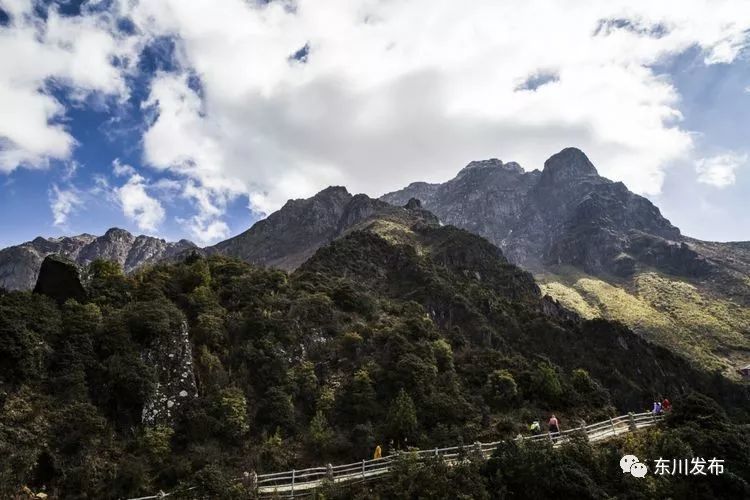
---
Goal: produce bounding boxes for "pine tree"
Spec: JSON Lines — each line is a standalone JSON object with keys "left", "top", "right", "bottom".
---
{"left": 387, "top": 388, "right": 418, "bottom": 447}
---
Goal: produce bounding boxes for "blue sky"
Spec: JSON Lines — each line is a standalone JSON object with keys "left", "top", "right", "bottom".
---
{"left": 1, "top": 0, "right": 749, "bottom": 248}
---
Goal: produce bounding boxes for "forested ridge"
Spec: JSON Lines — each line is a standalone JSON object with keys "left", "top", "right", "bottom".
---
{"left": 1, "top": 222, "right": 748, "bottom": 498}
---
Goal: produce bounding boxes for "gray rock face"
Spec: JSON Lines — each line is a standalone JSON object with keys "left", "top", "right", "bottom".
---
{"left": 141, "top": 320, "right": 198, "bottom": 425}
{"left": 208, "top": 186, "right": 439, "bottom": 270}
{"left": 0, "top": 228, "right": 196, "bottom": 291}
{"left": 382, "top": 147, "right": 693, "bottom": 277}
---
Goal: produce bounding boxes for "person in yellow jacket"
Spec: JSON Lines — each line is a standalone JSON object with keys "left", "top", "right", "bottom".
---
{"left": 373, "top": 445, "right": 382, "bottom": 459}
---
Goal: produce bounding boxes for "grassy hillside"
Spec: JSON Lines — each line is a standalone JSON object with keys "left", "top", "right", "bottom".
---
{"left": 539, "top": 269, "right": 750, "bottom": 376}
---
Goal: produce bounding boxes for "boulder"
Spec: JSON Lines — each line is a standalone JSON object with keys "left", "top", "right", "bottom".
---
{"left": 32, "top": 255, "right": 86, "bottom": 305}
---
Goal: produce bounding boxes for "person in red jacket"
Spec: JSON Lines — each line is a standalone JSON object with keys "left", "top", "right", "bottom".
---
{"left": 661, "top": 397, "right": 672, "bottom": 412}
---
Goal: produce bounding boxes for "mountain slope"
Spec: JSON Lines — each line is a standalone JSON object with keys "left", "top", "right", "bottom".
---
{"left": 207, "top": 186, "right": 438, "bottom": 270}
{"left": 383, "top": 148, "right": 750, "bottom": 374}
{"left": 0, "top": 228, "right": 195, "bottom": 291}
{"left": 3, "top": 209, "right": 748, "bottom": 498}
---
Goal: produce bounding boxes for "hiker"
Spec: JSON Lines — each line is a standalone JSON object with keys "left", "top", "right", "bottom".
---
{"left": 373, "top": 445, "right": 382, "bottom": 459}
{"left": 529, "top": 420, "right": 541, "bottom": 434}
{"left": 661, "top": 397, "right": 672, "bottom": 412}
{"left": 548, "top": 414, "right": 560, "bottom": 434}
{"left": 652, "top": 400, "right": 662, "bottom": 415}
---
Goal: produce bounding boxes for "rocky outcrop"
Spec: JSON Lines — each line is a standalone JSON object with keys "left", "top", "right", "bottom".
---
{"left": 382, "top": 147, "right": 688, "bottom": 277}
{"left": 32, "top": 255, "right": 86, "bottom": 305}
{"left": 141, "top": 320, "right": 198, "bottom": 425}
{"left": 208, "top": 186, "right": 439, "bottom": 270}
{"left": 0, "top": 228, "right": 196, "bottom": 291}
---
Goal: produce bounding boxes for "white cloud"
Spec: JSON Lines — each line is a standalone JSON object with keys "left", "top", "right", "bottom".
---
{"left": 178, "top": 214, "right": 230, "bottom": 245}
{"left": 49, "top": 184, "right": 83, "bottom": 226}
{"left": 696, "top": 153, "right": 747, "bottom": 188}
{"left": 115, "top": 174, "right": 166, "bottom": 232}
{"left": 112, "top": 159, "right": 137, "bottom": 177}
{"left": 119, "top": 0, "right": 750, "bottom": 226}
{"left": 5, "top": 0, "right": 750, "bottom": 239}
{"left": 0, "top": 0, "right": 138, "bottom": 173}
{"left": 178, "top": 180, "right": 231, "bottom": 244}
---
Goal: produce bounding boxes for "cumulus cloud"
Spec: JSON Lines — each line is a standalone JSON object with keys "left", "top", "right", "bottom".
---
{"left": 112, "top": 159, "right": 137, "bottom": 177}
{"left": 0, "top": 0, "right": 137, "bottom": 172}
{"left": 178, "top": 181, "right": 231, "bottom": 244}
{"left": 115, "top": 174, "right": 166, "bottom": 232}
{"left": 5, "top": 0, "right": 750, "bottom": 243}
{"left": 696, "top": 153, "right": 747, "bottom": 188}
{"left": 49, "top": 184, "right": 83, "bottom": 226}
{"left": 119, "top": 0, "right": 750, "bottom": 228}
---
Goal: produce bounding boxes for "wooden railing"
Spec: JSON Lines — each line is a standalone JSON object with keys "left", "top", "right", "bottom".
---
{"left": 127, "top": 411, "right": 664, "bottom": 499}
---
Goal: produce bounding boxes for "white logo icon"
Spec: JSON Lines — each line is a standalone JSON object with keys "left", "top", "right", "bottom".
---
{"left": 620, "top": 455, "right": 647, "bottom": 478}
{"left": 630, "top": 462, "right": 648, "bottom": 478}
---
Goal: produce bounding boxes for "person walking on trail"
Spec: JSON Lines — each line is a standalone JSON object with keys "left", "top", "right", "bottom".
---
{"left": 652, "top": 400, "right": 662, "bottom": 415}
{"left": 548, "top": 414, "right": 560, "bottom": 434}
{"left": 373, "top": 445, "right": 382, "bottom": 459}
{"left": 529, "top": 420, "right": 541, "bottom": 434}
{"left": 661, "top": 397, "right": 672, "bottom": 412}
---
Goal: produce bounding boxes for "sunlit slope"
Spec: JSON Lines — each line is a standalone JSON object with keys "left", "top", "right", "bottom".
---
{"left": 539, "top": 270, "right": 750, "bottom": 376}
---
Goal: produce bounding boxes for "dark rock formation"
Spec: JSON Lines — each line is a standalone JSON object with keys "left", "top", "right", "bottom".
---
{"left": 32, "top": 255, "right": 86, "bottom": 305}
{"left": 0, "top": 228, "right": 196, "bottom": 291}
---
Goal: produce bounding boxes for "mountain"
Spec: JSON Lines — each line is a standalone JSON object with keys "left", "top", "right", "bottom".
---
{"left": 383, "top": 148, "right": 750, "bottom": 375}
{"left": 3, "top": 203, "right": 748, "bottom": 498}
{"left": 383, "top": 148, "right": 685, "bottom": 274}
{"left": 0, "top": 187, "right": 439, "bottom": 290}
{"left": 1, "top": 148, "right": 747, "bottom": 376}
{"left": 207, "top": 186, "right": 438, "bottom": 270}
{"left": 0, "top": 228, "right": 195, "bottom": 291}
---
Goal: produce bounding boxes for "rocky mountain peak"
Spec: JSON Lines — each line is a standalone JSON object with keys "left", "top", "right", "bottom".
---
{"left": 209, "top": 187, "right": 440, "bottom": 270}
{"left": 0, "top": 230, "right": 196, "bottom": 290}
{"left": 103, "top": 227, "right": 134, "bottom": 239}
{"left": 310, "top": 185, "right": 351, "bottom": 203}
{"left": 539, "top": 147, "right": 599, "bottom": 185}
{"left": 461, "top": 158, "right": 503, "bottom": 171}
{"left": 382, "top": 147, "right": 698, "bottom": 277}
{"left": 503, "top": 161, "right": 524, "bottom": 174}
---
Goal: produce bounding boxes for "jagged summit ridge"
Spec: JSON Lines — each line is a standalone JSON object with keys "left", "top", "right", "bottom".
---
{"left": 0, "top": 229, "right": 196, "bottom": 291}
{"left": 382, "top": 147, "right": 685, "bottom": 275}
{"left": 209, "top": 186, "right": 439, "bottom": 270}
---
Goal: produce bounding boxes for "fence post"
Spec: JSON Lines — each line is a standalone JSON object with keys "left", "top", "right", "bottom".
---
{"left": 434, "top": 447, "right": 439, "bottom": 457}
{"left": 362, "top": 459, "right": 366, "bottom": 478}
{"left": 609, "top": 417, "right": 617, "bottom": 436}
{"left": 473, "top": 441, "right": 482, "bottom": 456}
{"left": 628, "top": 412, "right": 637, "bottom": 432}
{"left": 327, "top": 463, "right": 334, "bottom": 481}
{"left": 291, "top": 469, "right": 295, "bottom": 496}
